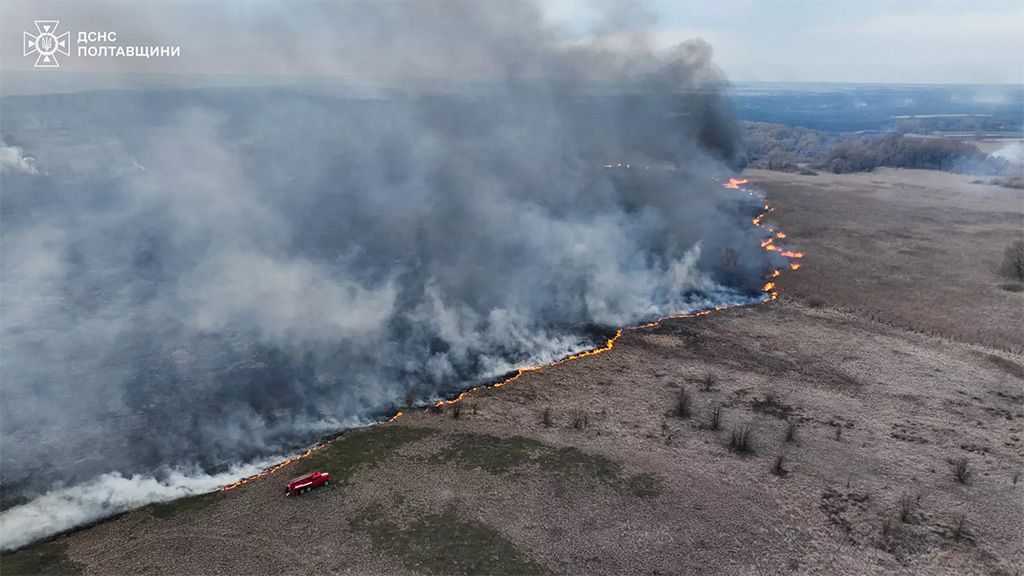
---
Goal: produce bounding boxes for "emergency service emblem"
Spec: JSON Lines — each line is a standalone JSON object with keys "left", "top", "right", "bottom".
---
{"left": 24, "top": 21, "right": 70, "bottom": 68}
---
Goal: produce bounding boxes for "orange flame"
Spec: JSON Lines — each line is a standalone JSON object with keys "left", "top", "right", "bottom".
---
{"left": 723, "top": 177, "right": 749, "bottom": 189}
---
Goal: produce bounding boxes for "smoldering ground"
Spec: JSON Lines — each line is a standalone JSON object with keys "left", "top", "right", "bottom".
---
{"left": 0, "top": 1, "right": 779, "bottom": 548}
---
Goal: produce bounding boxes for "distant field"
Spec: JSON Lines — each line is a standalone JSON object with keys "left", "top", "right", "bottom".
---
{"left": 732, "top": 83, "right": 1023, "bottom": 134}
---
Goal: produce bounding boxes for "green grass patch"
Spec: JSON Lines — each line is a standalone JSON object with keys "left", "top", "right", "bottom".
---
{"left": 295, "top": 425, "right": 434, "bottom": 485}
{"left": 535, "top": 446, "right": 619, "bottom": 483}
{"left": 149, "top": 490, "right": 224, "bottom": 519}
{"left": 147, "top": 425, "right": 433, "bottom": 520}
{"left": 432, "top": 434, "right": 545, "bottom": 474}
{"left": 0, "top": 541, "right": 82, "bottom": 575}
{"left": 434, "top": 434, "right": 661, "bottom": 498}
{"left": 625, "top": 473, "right": 664, "bottom": 498}
{"left": 352, "top": 506, "right": 548, "bottom": 575}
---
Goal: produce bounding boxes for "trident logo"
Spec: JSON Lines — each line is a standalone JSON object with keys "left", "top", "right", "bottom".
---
{"left": 24, "top": 21, "right": 70, "bottom": 68}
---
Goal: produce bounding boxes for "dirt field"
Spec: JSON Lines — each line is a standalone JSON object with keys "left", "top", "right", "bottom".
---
{"left": 4, "top": 168, "right": 1022, "bottom": 575}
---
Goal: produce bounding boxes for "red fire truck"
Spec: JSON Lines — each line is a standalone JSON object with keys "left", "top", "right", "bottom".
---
{"left": 285, "top": 471, "right": 330, "bottom": 496}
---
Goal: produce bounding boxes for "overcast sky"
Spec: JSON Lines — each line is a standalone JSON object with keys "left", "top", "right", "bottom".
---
{"left": 2, "top": 0, "right": 1022, "bottom": 86}
{"left": 627, "top": 0, "right": 1024, "bottom": 84}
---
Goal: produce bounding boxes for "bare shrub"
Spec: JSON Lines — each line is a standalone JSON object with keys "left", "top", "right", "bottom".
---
{"left": 708, "top": 405, "right": 723, "bottom": 431}
{"left": 898, "top": 493, "right": 921, "bottom": 523}
{"left": 1000, "top": 239, "right": 1024, "bottom": 281}
{"left": 952, "top": 514, "right": 968, "bottom": 540}
{"left": 834, "top": 425, "right": 843, "bottom": 441}
{"left": 771, "top": 454, "right": 787, "bottom": 477}
{"left": 701, "top": 373, "right": 716, "bottom": 392}
{"left": 728, "top": 425, "right": 754, "bottom": 454}
{"left": 572, "top": 410, "right": 589, "bottom": 430}
{"left": 785, "top": 421, "right": 798, "bottom": 443}
{"left": 953, "top": 457, "right": 972, "bottom": 484}
{"left": 542, "top": 407, "right": 554, "bottom": 428}
{"left": 674, "top": 387, "right": 692, "bottom": 418}
{"left": 450, "top": 402, "right": 462, "bottom": 419}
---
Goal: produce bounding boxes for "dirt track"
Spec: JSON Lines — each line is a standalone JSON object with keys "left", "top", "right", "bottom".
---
{"left": 3, "top": 168, "right": 1022, "bottom": 575}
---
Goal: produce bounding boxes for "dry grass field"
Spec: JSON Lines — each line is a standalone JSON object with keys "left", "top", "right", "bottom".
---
{"left": 752, "top": 168, "right": 1024, "bottom": 353}
{"left": 3, "top": 168, "right": 1022, "bottom": 576}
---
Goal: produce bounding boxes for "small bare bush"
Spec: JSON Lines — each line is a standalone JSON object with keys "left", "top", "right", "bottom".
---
{"left": 771, "top": 453, "right": 787, "bottom": 477}
{"left": 1000, "top": 239, "right": 1024, "bottom": 281}
{"left": 898, "top": 493, "right": 921, "bottom": 523}
{"left": 701, "top": 373, "right": 716, "bottom": 392}
{"left": 542, "top": 407, "right": 554, "bottom": 428}
{"left": 952, "top": 514, "right": 968, "bottom": 540}
{"left": 785, "top": 422, "right": 797, "bottom": 443}
{"left": 450, "top": 402, "right": 462, "bottom": 419}
{"left": 709, "top": 405, "right": 723, "bottom": 431}
{"left": 572, "top": 410, "right": 589, "bottom": 430}
{"left": 674, "top": 387, "right": 693, "bottom": 418}
{"left": 953, "top": 457, "right": 972, "bottom": 484}
{"left": 728, "top": 425, "right": 754, "bottom": 454}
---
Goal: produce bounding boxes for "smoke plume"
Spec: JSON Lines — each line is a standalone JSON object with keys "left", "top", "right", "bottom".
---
{"left": 0, "top": 1, "right": 776, "bottom": 548}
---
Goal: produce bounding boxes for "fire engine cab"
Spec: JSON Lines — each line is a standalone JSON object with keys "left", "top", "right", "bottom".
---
{"left": 285, "top": 471, "right": 330, "bottom": 496}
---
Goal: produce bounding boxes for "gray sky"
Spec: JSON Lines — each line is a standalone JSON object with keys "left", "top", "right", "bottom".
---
{"left": 2, "top": 0, "right": 1022, "bottom": 85}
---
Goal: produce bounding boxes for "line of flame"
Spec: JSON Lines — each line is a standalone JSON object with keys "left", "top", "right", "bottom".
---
{"left": 219, "top": 176, "right": 802, "bottom": 492}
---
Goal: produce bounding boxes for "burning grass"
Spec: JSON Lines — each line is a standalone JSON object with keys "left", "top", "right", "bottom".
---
{"left": 351, "top": 505, "right": 548, "bottom": 576}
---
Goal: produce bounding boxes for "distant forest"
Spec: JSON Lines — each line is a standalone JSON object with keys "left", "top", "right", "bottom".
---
{"left": 742, "top": 122, "right": 1021, "bottom": 188}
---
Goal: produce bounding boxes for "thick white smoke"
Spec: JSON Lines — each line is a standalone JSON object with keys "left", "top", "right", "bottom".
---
{"left": 0, "top": 1, "right": 780, "bottom": 549}
{"left": 989, "top": 141, "right": 1024, "bottom": 166}
{"left": 0, "top": 458, "right": 281, "bottom": 551}
{"left": 0, "top": 140, "right": 37, "bottom": 175}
